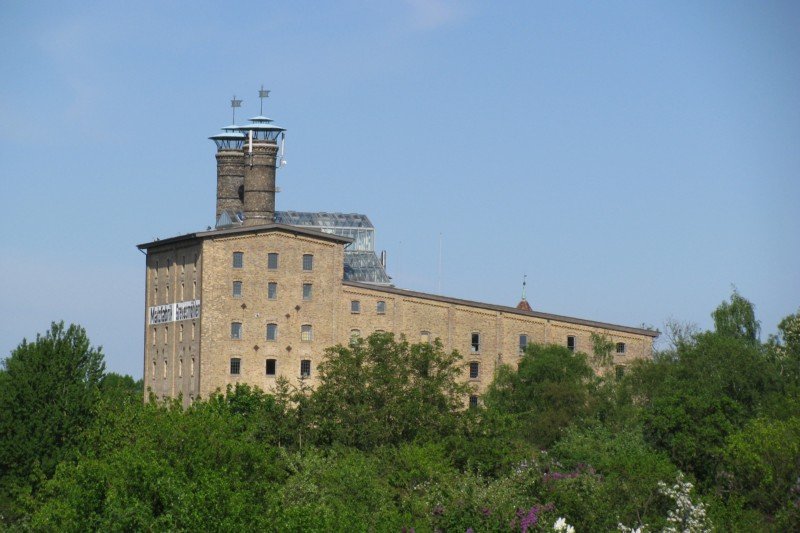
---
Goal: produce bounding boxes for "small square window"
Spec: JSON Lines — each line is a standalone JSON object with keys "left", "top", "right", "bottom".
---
{"left": 268, "top": 253, "right": 279, "bottom": 270}
{"left": 471, "top": 333, "right": 481, "bottom": 353}
{"left": 266, "top": 358, "right": 276, "bottom": 376}
{"left": 231, "top": 322, "right": 242, "bottom": 340}
{"left": 616, "top": 342, "right": 626, "bottom": 355}
{"left": 302, "top": 254, "right": 313, "bottom": 271}
{"left": 230, "top": 357, "right": 241, "bottom": 375}
{"left": 567, "top": 335, "right": 576, "bottom": 352}
{"left": 232, "top": 281, "right": 243, "bottom": 298}
{"left": 376, "top": 301, "right": 386, "bottom": 314}
{"left": 268, "top": 282, "right": 278, "bottom": 300}
{"left": 300, "top": 359, "right": 311, "bottom": 378}
{"left": 469, "top": 395, "right": 479, "bottom": 408}
{"left": 420, "top": 331, "right": 431, "bottom": 344}
{"left": 266, "top": 323, "right": 278, "bottom": 341}
{"left": 301, "top": 324, "right": 313, "bottom": 342}
{"left": 519, "top": 334, "right": 528, "bottom": 354}
{"left": 351, "top": 300, "right": 361, "bottom": 314}
{"left": 469, "top": 361, "right": 480, "bottom": 379}
{"left": 302, "top": 283, "right": 313, "bottom": 300}
{"left": 233, "top": 252, "right": 244, "bottom": 269}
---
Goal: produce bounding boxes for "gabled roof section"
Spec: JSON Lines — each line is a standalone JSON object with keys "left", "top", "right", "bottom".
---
{"left": 343, "top": 281, "right": 660, "bottom": 338}
{"left": 137, "top": 223, "right": 353, "bottom": 250}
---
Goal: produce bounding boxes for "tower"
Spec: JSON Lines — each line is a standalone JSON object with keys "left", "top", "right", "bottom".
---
{"left": 209, "top": 124, "right": 246, "bottom": 220}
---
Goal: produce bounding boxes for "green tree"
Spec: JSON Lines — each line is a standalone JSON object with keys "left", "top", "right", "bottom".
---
{"left": 712, "top": 289, "right": 761, "bottom": 342}
{"left": 309, "top": 332, "right": 470, "bottom": 449}
{"left": 483, "top": 343, "right": 596, "bottom": 447}
{"left": 0, "top": 322, "right": 105, "bottom": 482}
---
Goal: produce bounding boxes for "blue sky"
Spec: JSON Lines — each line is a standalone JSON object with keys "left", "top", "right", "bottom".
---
{"left": 1, "top": 1, "right": 798, "bottom": 377}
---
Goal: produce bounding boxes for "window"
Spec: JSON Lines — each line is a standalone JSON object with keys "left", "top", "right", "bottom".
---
{"left": 154, "top": 286, "right": 158, "bottom": 304}
{"left": 616, "top": 342, "right": 626, "bottom": 355}
{"left": 164, "top": 326, "right": 169, "bottom": 344}
{"left": 191, "top": 357, "right": 195, "bottom": 377}
{"left": 232, "top": 252, "right": 243, "bottom": 268}
{"left": 567, "top": 335, "right": 576, "bottom": 351}
{"left": 181, "top": 256, "right": 185, "bottom": 273}
{"left": 302, "top": 283, "right": 313, "bottom": 300}
{"left": 469, "top": 361, "right": 480, "bottom": 379}
{"left": 179, "top": 324, "right": 184, "bottom": 342}
{"left": 351, "top": 300, "right": 361, "bottom": 314}
{"left": 178, "top": 358, "right": 183, "bottom": 378}
{"left": 300, "top": 359, "right": 311, "bottom": 378}
{"left": 519, "top": 334, "right": 528, "bottom": 354}
{"left": 166, "top": 284, "right": 170, "bottom": 299}
{"left": 376, "top": 301, "right": 386, "bottom": 314}
{"left": 167, "top": 258, "right": 171, "bottom": 275}
{"left": 350, "top": 329, "right": 361, "bottom": 345}
{"left": 191, "top": 321, "right": 196, "bottom": 340}
{"left": 266, "top": 323, "right": 278, "bottom": 341}
{"left": 193, "top": 280, "right": 196, "bottom": 298}
{"left": 152, "top": 360, "right": 156, "bottom": 379}
{"left": 301, "top": 324, "right": 313, "bottom": 342}
{"left": 268, "top": 252, "right": 279, "bottom": 270}
{"left": 615, "top": 365, "right": 625, "bottom": 381}
{"left": 180, "top": 282, "right": 184, "bottom": 300}
{"left": 302, "top": 254, "right": 313, "bottom": 271}
{"left": 268, "top": 282, "right": 278, "bottom": 300}
{"left": 231, "top": 322, "right": 242, "bottom": 340}
{"left": 469, "top": 395, "right": 479, "bottom": 408}
{"left": 152, "top": 327, "right": 156, "bottom": 346}
{"left": 232, "top": 281, "right": 243, "bottom": 298}
{"left": 266, "top": 359, "right": 276, "bottom": 376}
{"left": 471, "top": 332, "right": 481, "bottom": 353}
{"left": 163, "top": 360, "right": 167, "bottom": 379}
{"left": 420, "top": 331, "right": 431, "bottom": 344}
{"left": 193, "top": 253, "right": 198, "bottom": 272}
{"left": 230, "top": 357, "right": 241, "bottom": 375}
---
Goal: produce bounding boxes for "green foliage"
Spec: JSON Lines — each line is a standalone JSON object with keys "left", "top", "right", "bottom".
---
{"left": 484, "top": 343, "right": 596, "bottom": 447}
{"left": 309, "top": 332, "right": 470, "bottom": 449}
{"left": 0, "top": 321, "right": 105, "bottom": 520}
{"left": 712, "top": 289, "right": 761, "bottom": 342}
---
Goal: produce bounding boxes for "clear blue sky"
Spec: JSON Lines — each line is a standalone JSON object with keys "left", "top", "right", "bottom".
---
{"left": 1, "top": 1, "right": 798, "bottom": 378}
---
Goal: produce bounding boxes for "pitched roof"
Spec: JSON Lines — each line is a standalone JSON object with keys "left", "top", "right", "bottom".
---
{"left": 137, "top": 223, "right": 353, "bottom": 250}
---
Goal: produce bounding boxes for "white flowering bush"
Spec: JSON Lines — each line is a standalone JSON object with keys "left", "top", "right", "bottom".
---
{"left": 618, "top": 473, "right": 711, "bottom": 533}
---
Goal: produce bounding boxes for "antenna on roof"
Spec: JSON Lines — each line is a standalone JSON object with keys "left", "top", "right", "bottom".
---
{"left": 522, "top": 274, "right": 527, "bottom": 300}
{"left": 279, "top": 131, "right": 287, "bottom": 167}
{"left": 230, "top": 95, "right": 242, "bottom": 124}
{"left": 258, "top": 85, "right": 270, "bottom": 115}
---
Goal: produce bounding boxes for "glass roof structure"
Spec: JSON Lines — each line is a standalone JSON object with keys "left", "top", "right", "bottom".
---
{"left": 214, "top": 210, "right": 392, "bottom": 286}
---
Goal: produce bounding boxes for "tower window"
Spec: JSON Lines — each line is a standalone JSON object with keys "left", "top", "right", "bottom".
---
{"left": 181, "top": 256, "right": 185, "bottom": 273}
{"left": 469, "top": 395, "right": 479, "bottom": 408}
{"left": 302, "top": 254, "right": 313, "bottom": 271}
{"left": 152, "top": 327, "right": 157, "bottom": 346}
{"left": 178, "top": 358, "right": 183, "bottom": 378}
{"left": 469, "top": 361, "right": 480, "bottom": 379}
{"left": 567, "top": 335, "right": 576, "bottom": 351}
{"left": 519, "top": 334, "right": 528, "bottom": 355}
{"left": 300, "top": 359, "right": 311, "bottom": 378}
{"left": 192, "top": 280, "right": 196, "bottom": 298}
{"left": 471, "top": 332, "right": 481, "bottom": 353}
{"left": 351, "top": 300, "right": 361, "bottom": 314}
{"left": 302, "top": 283, "right": 313, "bottom": 300}
{"left": 191, "top": 357, "right": 195, "bottom": 377}
{"left": 266, "top": 358, "right": 276, "bottom": 376}
{"left": 268, "top": 252, "right": 279, "bottom": 270}
{"left": 232, "top": 281, "right": 243, "bottom": 298}
{"left": 152, "top": 360, "right": 156, "bottom": 379}
{"left": 231, "top": 322, "right": 242, "bottom": 340}
{"left": 180, "top": 282, "right": 184, "bottom": 300}
{"left": 232, "top": 252, "right": 243, "bottom": 269}
{"left": 616, "top": 342, "right": 626, "bottom": 355}
{"left": 376, "top": 301, "right": 386, "bottom": 314}
{"left": 191, "top": 321, "right": 196, "bottom": 340}
{"left": 164, "top": 326, "right": 169, "bottom": 344}
{"left": 301, "top": 324, "right": 313, "bottom": 342}
{"left": 230, "top": 358, "right": 241, "bottom": 375}
{"left": 163, "top": 359, "right": 167, "bottom": 379}
{"left": 266, "top": 323, "right": 278, "bottom": 341}
{"left": 179, "top": 324, "right": 184, "bottom": 342}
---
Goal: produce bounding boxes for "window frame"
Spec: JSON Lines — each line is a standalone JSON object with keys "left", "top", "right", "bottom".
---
{"left": 267, "top": 281, "right": 278, "bottom": 300}
{"left": 232, "top": 252, "right": 244, "bottom": 269}
{"left": 302, "top": 254, "right": 314, "bottom": 271}
{"left": 470, "top": 332, "right": 481, "bottom": 353}
{"left": 232, "top": 280, "right": 243, "bottom": 298}
{"left": 567, "top": 335, "right": 576, "bottom": 352}
{"left": 469, "top": 361, "right": 480, "bottom": 379}
{"left": 300, "top": 359, "right": 311, "bottom": 378}
{"left": 376, "top": 301, "right": 386, "bottom": 314}
{"left": 266, "top": 358, "right": 277, "bottom": 376}
{"left": 230, "top": 357, "right": 241, "bottom": 375}
{"left": 266, "top": 323, "right": 278, "bottom": 341}
{"left": 616, "top": 342, "right": 626, "bottom": 355}
{"left": 301, "top": 324, "right": 313, "bottom": 342}
{"left": 302, "top": 283, "right": 313, "bottom": 301}
{"left": 351, "top": 300, "right": 361, "bottom": 314}
{"left": 231, "top": 322, "right": 242, "bottom": 340}
{"left": 519, "top": 334, "right": 528, "bottom": 355}
{"left": 267, "top": 252, "right": 279, "bottom": 270}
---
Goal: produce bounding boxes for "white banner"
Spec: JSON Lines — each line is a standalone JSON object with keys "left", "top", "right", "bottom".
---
{"left": 148, "top": 300, "right": 200, "bottom": 325}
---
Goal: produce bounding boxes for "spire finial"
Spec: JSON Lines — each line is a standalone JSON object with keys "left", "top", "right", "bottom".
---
{"left": 522, "top": 274, "right": 527, "bottom": 301}
{"left": 258, "top": 85, "right": 270, "bottom": 115}
{"left": 230, "top": 95, "right": 242, "bottom": 124}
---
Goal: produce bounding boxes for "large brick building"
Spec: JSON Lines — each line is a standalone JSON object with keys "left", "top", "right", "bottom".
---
{"left": 137, "top": 97, "right": 658, "bottom": 404}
